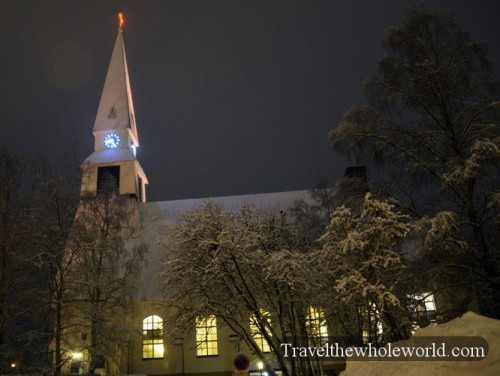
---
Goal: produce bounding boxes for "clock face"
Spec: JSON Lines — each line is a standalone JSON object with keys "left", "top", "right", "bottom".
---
{"left": 129, "top": 140, "right": 137, "bottom": 156}
{"left": 104, "top": 133, "right": 120, "bottom": 149}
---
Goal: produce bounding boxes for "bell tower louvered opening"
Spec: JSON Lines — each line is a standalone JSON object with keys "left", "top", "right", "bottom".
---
{"left": 97, "top": 166, "right": 120, "bottom": 193}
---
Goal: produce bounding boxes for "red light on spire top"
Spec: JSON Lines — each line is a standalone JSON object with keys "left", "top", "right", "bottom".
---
{"left": 118, "top": 12, "right": 124, "bottom": 30}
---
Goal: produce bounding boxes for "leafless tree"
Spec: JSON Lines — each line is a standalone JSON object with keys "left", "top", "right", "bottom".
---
{"left": 315, "top": 193, "right": 413, "bottom": 345}
{"left": 70, "top": 188, "right": 147, "bottom": 375}
{"left": 27, "top": 155, "right": 83, "bottom": 375}
{"left": 330, "top": 5, "right": 500, "bottom": 317}
{"left": 161, "top": 202, "right": 327, "bottom": 376}
{"left": 0, "top": 147, "right": 25, "bottom": 372}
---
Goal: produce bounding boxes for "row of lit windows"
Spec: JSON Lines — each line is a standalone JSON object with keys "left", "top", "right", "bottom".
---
{"left": 142, "top": 306, "right": 329, "bottom": 359}
{"left": 142, "top": 296, "right": 436, "bottom": 360}
{"left": 142, "top": 314, "right": 220, "bottom": 359}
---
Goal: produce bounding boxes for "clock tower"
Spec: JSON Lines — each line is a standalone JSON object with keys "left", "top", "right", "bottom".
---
{"left": 81, "top": 14, "right": 148, "bottom": 202}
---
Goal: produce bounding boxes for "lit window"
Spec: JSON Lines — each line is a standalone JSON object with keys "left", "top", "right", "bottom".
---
{"left": 143, "top": 315, "right": 164, "bottom": 359}
{"left": 305, "top": 306, "right": 328, "bottom": 346}
{"left": 196, "top": 315, "right": 218, "bottom": 356}
{"left": 360, "top": 304, "right": 383, "bottom": 344}
{"left": 408, "top": 292, "right": 437, "bottom": 330}
{"left": 250, "top": 311, "right": 271, "bottom": 353}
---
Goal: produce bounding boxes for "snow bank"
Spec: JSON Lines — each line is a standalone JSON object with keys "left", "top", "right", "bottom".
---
{"left": 340, "top": 312, "right": 500, "bottom": 376}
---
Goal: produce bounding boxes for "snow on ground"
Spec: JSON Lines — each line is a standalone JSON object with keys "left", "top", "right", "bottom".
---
{"left": 340, "top": 312, "right": 500, "bottom": 376}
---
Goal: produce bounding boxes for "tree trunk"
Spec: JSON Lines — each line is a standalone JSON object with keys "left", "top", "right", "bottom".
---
{"left": 54, "top": 298, "right": 62, "bottom": 376}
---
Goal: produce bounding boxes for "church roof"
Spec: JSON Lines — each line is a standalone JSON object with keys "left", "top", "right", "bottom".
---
{"left": 142, "top": 189, "right": 312, "bottom": 220}
{"left": 93, "top": 29, "right": 139, "bottom": 146}
{"left": 136, "top": 190, "right": 312, "bottom": 299}
{"left": 83, "top": 148, "right": 136, "bottom": 164}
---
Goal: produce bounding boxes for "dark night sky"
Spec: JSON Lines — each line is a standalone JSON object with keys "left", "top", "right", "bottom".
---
{"left": 1, "top": 1, "right": 500, "bottom": 202}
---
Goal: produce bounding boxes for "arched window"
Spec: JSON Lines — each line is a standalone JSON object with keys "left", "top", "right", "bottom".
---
{"left": 250, "top": 310, "right": 271, "bottom": 353}
{"left": 143, "top": 315, "right": 164, "bottom": 359}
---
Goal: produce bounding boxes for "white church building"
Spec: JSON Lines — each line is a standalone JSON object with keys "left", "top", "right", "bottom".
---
{"left": 73, "top": 18, "right": 330, "bottom": 376}
{"left": 65, "top": 14, "right": 446, "bottom": 376}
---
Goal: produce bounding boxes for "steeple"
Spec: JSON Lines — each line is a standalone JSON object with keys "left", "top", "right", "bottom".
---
{"left": 81, "top": 14, "right": 148, "bottom": 202}
{"left": 93, "top": 24, "right": 139, "bottom": 150}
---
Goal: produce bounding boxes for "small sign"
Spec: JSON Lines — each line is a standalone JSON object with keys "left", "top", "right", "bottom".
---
{"left": 233, "top": 352, "right": 250, "bottom": 371}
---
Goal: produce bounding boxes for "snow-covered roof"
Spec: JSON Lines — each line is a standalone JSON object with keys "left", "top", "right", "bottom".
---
{"left": 142, "top": 189, "right": 312, "bottom": 221}
{"left": 83, "top": 148, "right": 136, "bottom": 164}
{"left": 135, "top": 190, "right": 312, "bottom": 299}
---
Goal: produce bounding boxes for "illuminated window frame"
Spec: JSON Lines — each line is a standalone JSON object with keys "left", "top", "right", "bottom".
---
{"left": 250, "top": 311, "right": 272, "bottom": 353}
{"left": 408, "top": 292, "right": 437, "bottom": 331}
{"left": 305, "top": 306, "right": 328, "bottom": 346}
{"left": 196, "top": 315, "right": 219, "bottom": 357}
{"left": 360, "top": 303, "right": 383, "bottom": 345}
{"left": 142, "top": 315, "right": 164, "bottom": 360}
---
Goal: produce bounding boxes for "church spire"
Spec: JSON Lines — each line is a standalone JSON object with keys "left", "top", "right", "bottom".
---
{"left": 93, "top": 13, "right": 139, "bottom": 150}
{"left": 82, "top": 13, "right": 148, "bottom": 202}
